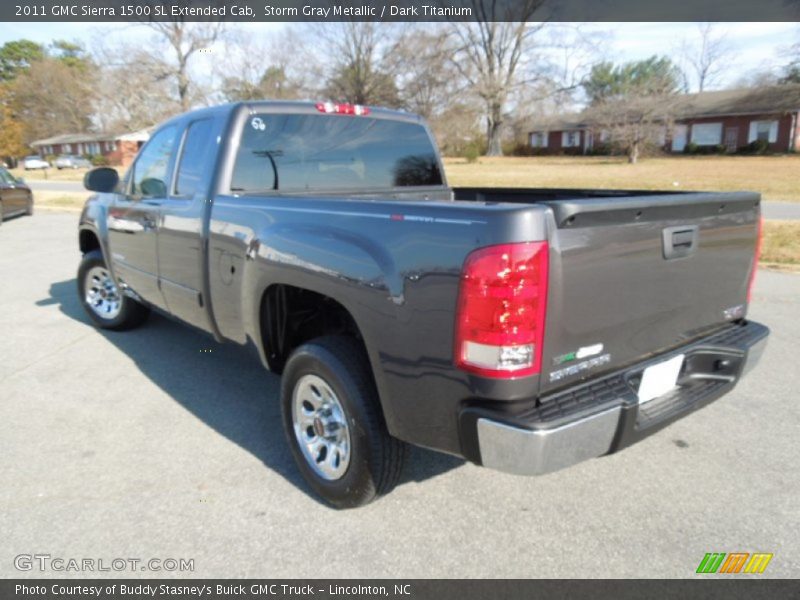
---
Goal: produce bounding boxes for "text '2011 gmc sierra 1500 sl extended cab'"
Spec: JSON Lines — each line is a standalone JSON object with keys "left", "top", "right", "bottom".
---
{"left": 77, "top": 101, "right": 768, "bottom": 508}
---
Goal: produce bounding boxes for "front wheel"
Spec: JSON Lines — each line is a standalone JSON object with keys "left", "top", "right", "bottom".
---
{"left": 280, "top": 336, "right": 407, "bottom": 509}
{"left": 77, "top": 249, "right": 149, "bottom": 330}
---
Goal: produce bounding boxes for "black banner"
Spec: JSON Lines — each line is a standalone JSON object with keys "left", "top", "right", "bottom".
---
{"left": 3, "top": 580, "right": 800, "bottom": 600}
{"left": 2, "top": 0, "right": 800, "bottom": 22}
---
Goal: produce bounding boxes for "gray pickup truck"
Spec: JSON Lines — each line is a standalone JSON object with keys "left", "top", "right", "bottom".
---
{"left": 78, "top": 101, "right": 768, "bottom": 508}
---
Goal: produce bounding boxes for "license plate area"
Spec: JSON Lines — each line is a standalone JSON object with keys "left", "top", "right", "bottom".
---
{"left": 636, "top": 354, "right": 684, "bottom": 404}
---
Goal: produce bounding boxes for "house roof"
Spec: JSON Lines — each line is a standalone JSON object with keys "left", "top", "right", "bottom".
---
{"left": 31, "top": 128, "right": 151, "bottom": 146}
{"left": 528, "top": 84, "right": 800, "bottom": 132}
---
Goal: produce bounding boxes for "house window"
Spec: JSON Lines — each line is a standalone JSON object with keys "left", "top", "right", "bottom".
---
{"left": 530, "top": 131, "right": 548, "bottom": 148}
{"left": 690, "top": 123, "right": 723, "bottom": 145}
{"left": 749, "top": 120, "right": 778, "bottom": 144}
{"left": 561, "top": 130, "right": 580, "bottom": 148}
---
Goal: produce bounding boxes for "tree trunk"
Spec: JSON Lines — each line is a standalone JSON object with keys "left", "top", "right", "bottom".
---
{"left": 485, "top": 103, "right": 504, "bottom": 157}
{"left": 628, "top": 140, "right": 640, "bottom": 164}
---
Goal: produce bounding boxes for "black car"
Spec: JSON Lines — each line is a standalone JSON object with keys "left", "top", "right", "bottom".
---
{"left": 0, "top": 167, "right": 33, "bottom": 223}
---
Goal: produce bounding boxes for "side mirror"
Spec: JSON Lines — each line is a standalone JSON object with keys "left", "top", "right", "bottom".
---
{"left": 84, "top": 167, "right": 119, "bottom": 193}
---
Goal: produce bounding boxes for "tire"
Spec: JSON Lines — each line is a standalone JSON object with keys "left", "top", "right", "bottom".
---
{"left": 281, "top": 336, "right": 406, "bottom": 509}
{"left": 77, "top": 249, "right": 149, "bottom": 330}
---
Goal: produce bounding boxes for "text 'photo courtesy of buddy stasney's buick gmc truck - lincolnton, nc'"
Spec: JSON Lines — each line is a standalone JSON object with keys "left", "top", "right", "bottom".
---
{"left": 76, "top": 100, "right": 768, "bottom": 508}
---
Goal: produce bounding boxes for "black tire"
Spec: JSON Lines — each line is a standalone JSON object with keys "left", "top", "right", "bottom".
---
{"left": 77, "top": 249, "right": 149, "bottom": 330}
{"left": 280, "top": 336, "right": 406, "bottom": 509}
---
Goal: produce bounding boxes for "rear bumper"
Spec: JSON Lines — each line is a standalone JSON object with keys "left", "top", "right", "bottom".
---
{"left": 467, "top": 320, "right": 769, "bottom": 476}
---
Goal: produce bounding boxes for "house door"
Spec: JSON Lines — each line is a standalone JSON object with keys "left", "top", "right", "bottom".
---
{"left": 671, "top": 125, "right": 688, "bottom": 152}
{"left": 725, "top": 127, "right": 738, "bottom": 153}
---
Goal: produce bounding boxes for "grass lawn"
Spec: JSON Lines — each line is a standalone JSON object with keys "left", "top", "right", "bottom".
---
{"left": 444, "top": 155, "right": 800, "bottom": 203}
{"left": 762, "top": 220, "right": 800, "bottom": 267}
{"left": 9, "top": 167, "right": 87, "bottom": 182}
{"left": 33, "top": 191, "right": 90, "bottom": 210}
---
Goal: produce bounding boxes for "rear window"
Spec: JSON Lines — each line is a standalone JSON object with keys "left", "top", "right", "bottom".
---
{"left": 230, "top": 113, "right": 442, "bottom": 193}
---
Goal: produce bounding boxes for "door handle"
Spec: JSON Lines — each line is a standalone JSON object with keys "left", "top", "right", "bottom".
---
{"left": 662, "top": 225, "right": 699, "bottom": 259}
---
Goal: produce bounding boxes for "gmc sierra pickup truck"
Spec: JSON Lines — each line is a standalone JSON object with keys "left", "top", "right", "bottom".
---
{"left": 78, "top": 101, "right": 768, "bottom": 508}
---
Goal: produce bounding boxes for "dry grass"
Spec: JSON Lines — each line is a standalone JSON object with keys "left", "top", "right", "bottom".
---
{"left": 444, "top": 155, "right": 800, "bottom": 202}
{"left": 9, "top": 167, "right": 86, "bottom": 182}
{"left": 33, "top": 191, "right": 90, "bottom": 210}
{"left": 762, "top": 220, "right": 800, "bottom": 266}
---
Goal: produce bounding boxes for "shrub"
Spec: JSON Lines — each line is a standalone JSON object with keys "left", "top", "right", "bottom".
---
{"left": 746, "top": 139, "right": 770, "bottom": 155}
{"left": 90, "top": 154, "right": 109, "bottom": 166}
{"left": 463, "top": 143, "right": 481, "bottom": 163}
{"left": 683, "top": 142, "right": 699, "bottom": 155}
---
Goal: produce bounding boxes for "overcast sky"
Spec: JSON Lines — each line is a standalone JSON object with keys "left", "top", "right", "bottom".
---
{"left": 3, "top": 21, "right": 797, "bottom": 91}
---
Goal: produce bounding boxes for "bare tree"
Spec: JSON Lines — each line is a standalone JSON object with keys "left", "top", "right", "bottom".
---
{"left": 583, "top": 57, "right": 683, "bottom": 164}
{"left": 218, "top": 27, "right": 309, "bottom": 102}
{"left": 450, "top": 1, "right": 548, "bottom": 156}
{"left": 306, "top": 22, "right": 402, "bottom": 106}
{"left": 679, "top": 23, "right": 734, "bottom": 92}
{"left": 91, "top": 38, "right": 180, "bottom": 131}
{"left": 141, "top": 22, "right": 224, "bottom": 111}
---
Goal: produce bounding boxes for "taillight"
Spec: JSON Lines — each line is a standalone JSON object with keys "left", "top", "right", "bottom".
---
{"left": 315, "top": 102, "right": 370, "bottom": 116}
{"left": 747, "top": 215, "right": 763, "bottom": 303}
{"left": 455, "top": 242, "right": 549, "bottom": 378}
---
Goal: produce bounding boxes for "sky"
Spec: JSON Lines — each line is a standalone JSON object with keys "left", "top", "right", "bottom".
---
{"left": 2, "top": 21, "right": 797, "bottom": 91}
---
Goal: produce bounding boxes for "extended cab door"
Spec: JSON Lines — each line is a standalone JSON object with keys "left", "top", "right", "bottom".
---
{"left": 156, "top": 117, "right": 219, "bottom": 332}
{"left": 107, "top": 125, "right": 177, "bottom": 310}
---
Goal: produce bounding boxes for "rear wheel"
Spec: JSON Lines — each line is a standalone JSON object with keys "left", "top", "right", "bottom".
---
{"left": 280, "top": 336, "right": 406, "bottom": 509}
{"left": 77, "top": 249, "right": 149, "bottom": 330}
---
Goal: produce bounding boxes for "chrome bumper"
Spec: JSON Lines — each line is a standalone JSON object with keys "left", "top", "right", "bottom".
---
{"left": 476, "top": 324, "right": 768, "bottom": 477}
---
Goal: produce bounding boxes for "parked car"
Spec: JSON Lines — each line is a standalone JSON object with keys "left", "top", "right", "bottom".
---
{"left": 55, "top": 155, "right": 92, "bottom": 170}
{"left": 0, "top": 167, "right": 33, "bottom": 223}
{"left": 77, "top": 101, "right": 768, "bottom": 508}
{"left": 23, "top": 155, "right": 49, "bottom": 170}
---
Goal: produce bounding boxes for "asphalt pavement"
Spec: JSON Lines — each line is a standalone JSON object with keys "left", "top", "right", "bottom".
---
{"left": 0, "top": 212, "right": 798, "bottom": 578}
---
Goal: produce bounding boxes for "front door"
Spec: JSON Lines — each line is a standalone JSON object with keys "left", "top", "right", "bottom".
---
{"left": 107, "top": 125, "right": 177, "bottom": 309}
{"left": 671, "top": 124, "right": 688, "bottom": 152}
{"left": 725, "top": 127, "right": 739, "bottom": 153}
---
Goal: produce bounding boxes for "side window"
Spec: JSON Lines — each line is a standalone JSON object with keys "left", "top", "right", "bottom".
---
{"left": 175, "top": 119, "right": 215, "bottom": 198}
{"left": 0, "top": 169, "right": 15, "bottom": 184}
{"left": 131, "top": 125, "right": 177, "bottom": 198}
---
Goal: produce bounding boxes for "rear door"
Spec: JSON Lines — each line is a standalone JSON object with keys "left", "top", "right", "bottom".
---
{"left": 157, "top": 116, "right": 219, "bottom": 331}
{"left": 107, "top": 125, "right": 177, "bottom": 310}
{"left": 538, "top": 192, "right": 760, "bottom": 394}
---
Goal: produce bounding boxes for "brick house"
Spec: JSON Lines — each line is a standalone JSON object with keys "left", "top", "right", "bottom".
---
{"left": 528, "top": 85, "right": 800, "bottom": 155}
{"left": 31, "top": 129, "right": 151, "bottom": 167}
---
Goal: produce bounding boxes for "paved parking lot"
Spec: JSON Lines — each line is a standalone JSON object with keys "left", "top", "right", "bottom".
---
{"left": 1, "top": 212, "right": 798, "bottom": 578}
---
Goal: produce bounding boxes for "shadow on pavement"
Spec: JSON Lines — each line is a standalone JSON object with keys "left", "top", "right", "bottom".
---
{"left": 38, "top": 279, "right": 465, "bottom": 504}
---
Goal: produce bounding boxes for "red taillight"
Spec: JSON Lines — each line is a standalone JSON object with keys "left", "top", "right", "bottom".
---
{"left": 315, "top": 102, "right": 370, "bottom": 116}
{"left": 747, "top": 215, "right": 763, "bottom": 303}
{"left": 455, "top": 242, "right": 549, "bottom": 378}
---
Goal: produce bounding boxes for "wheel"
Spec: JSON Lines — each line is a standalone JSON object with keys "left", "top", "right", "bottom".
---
{"left": 281, "top": 336, "right": 407, "bottom": 509}
{"left": 77, "top": 249, "right": 149, "bottom": 330}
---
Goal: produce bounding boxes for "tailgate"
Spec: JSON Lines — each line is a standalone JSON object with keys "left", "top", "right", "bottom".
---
{"left": 538, "top": 192, "right": 760, "bottom": 395}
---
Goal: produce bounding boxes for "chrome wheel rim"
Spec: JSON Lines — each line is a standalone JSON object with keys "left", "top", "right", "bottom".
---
{"left": 84, "top": 266, "right": 122, "bottom": 320}
{"left": 291, "top": 374, "right": 351, "bottom": 481}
